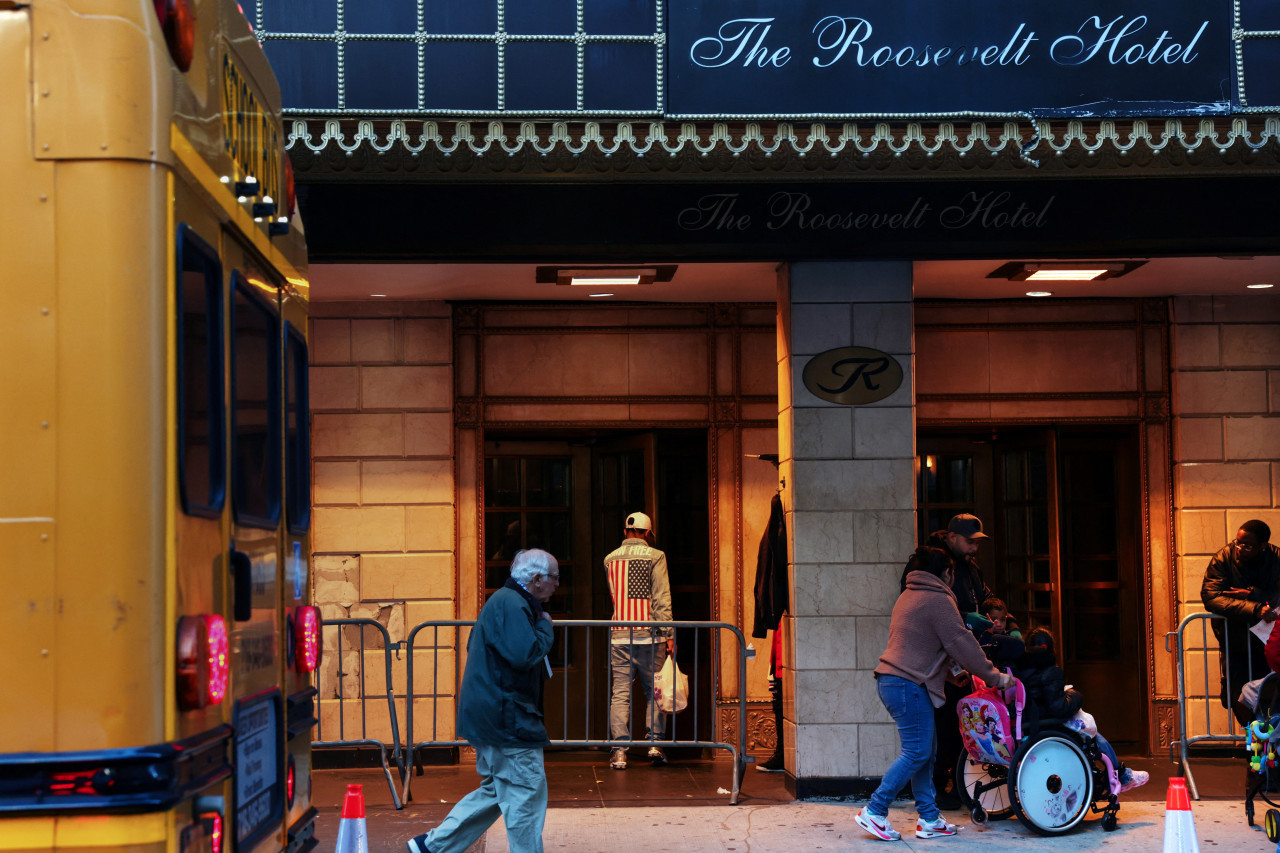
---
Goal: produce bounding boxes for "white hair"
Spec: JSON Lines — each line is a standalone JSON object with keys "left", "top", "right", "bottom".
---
{"left": 509, "top": 548, "right": 558, "bottom": 586}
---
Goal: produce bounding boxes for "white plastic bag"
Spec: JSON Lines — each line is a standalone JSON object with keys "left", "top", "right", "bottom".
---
{"left": 1065, "top": 708, "right": 1098, "bottom": 738}
{"left": 654, "top": 655, "right": 689, "bottom": 713}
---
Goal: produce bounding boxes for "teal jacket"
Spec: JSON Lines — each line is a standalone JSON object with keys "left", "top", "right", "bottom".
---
{"left": 457, "top": 579, "right": 555, "bottom": 746}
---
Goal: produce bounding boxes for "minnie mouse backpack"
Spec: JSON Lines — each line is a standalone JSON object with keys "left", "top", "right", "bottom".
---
{"left": 957, "top": 670, "right": 1024, "bottom": 767}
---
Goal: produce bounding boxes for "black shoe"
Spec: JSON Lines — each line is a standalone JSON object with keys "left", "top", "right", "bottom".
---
{"left": 757, "top": 753, "right": 785, "bottom": 773}
{"left": 406, "top": 835, "right": 433, "bottom": 853}
{"left": 934, "top": 789, "right": 963, "bottom": 811}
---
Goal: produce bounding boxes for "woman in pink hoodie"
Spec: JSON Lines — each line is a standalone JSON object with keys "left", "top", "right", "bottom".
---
{"left": 855, "top": 547, "right": 1012, "bottom": 842}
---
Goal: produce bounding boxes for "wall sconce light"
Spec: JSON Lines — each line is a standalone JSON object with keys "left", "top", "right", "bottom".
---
{"left": 987, "top": 261, "right": 1145, "bottom": 282}
{"left": 536, "top": 265, "right": 678, "bottom": 287}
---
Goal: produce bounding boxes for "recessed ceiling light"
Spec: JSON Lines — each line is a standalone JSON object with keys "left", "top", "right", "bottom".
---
{"left": 988, "top": 261, "right": 1144, "bottom": 281}
{"left": 588, "top": 292, "right": 613, "bottom": 298}
{"left": 1247, "top": 283, "right": 1275, "bottom": 289}
{"left": 1025, "top": 291, "right": 1054, "bottom": 297}
{"left": 536, "top": 264, "right": 678, "bottom": 286}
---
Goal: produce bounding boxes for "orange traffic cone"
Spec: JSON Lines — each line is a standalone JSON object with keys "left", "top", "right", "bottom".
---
{"left": 1162, "top": 777, "right": 1200, "bottom": 853}
{"left": 334, "top": 784, "right": 368, "bottom": 853}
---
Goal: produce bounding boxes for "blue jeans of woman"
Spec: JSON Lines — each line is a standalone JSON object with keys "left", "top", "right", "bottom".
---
{"left": 868, "top": 674, "right": 940, "bottom": 821}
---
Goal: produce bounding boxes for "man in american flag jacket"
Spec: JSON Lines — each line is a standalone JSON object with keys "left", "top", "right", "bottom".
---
{"left": 604, "top": 510, "right": 674, "bottom": 770}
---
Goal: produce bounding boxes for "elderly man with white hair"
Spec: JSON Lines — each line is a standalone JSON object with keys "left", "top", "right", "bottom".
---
{"left": 407, "top": 548, "right": 559, "bottom": 853}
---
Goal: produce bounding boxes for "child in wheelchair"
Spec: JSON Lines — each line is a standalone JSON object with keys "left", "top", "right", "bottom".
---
{"left": 954, "top": 619, "right": 1147, "bottom": 836}
{"left": 1014, "top": 627, "right": 1149, "bottom": 794}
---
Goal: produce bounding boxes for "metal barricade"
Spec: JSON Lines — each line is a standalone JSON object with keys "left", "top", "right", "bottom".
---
{"left": 314, "top": 617, "right": 404, "bottom": 808}
{"left": 400, "top": 619, "right": 754, "bottom": 807}
{"left": 1166, "top": 611, "right": 1259, "bottom": 799}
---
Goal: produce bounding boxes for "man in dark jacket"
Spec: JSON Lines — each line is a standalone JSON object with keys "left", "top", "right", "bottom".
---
{"left": 1201, "top": 520, "right": 1280, "bottom": 722}
{"left": 918, "top": 513, "right": 995, "bottom": 809}
{"left": 408, "top": 549, "right": 558, "bottom": 853}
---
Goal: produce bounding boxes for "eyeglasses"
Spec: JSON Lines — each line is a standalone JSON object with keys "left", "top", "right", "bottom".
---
{"left": 542, "top": 573, "right": 560, "bottom": 582}
{"left": 1233, "top": 539, "right": 1260, "bottom": 552}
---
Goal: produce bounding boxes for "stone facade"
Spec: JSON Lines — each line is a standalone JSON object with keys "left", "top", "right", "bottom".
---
{"left": 1171, "top": 295, "right": 1280, "bottom": 736}
{"left": 309, "top": 301, "right": 456, "bottom": 743}
{"left": 778, "top": 261, "right": 917, "bottom": 786}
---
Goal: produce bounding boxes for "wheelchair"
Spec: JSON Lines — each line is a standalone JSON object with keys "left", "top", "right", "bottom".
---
{"left": 955, "top": 684, "right": 1122, "bottom": 836}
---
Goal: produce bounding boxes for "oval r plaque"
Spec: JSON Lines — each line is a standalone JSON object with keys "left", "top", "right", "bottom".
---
{"left": 802, "top": 346, "right": 904, "bottom": 405}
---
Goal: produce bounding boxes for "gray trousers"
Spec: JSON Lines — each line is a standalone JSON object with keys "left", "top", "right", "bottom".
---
{"left": 609, "top": 642, "right": 668, "bottom": 741}
{"left": 423, "top": 743, "right": 546, "bottom": 853}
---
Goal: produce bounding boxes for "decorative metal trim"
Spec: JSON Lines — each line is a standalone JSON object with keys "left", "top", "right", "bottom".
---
{"left": 286, "top": 117, "right": 1280, "bottom": 173}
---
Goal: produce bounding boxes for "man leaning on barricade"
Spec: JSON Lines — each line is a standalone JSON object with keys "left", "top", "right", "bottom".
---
{"left": 1200, "top": 519, "right": 1280, "bottom": 726}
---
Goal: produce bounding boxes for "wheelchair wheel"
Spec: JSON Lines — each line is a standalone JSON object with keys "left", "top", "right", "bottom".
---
{"left": 956, "top": 754, "right": 1013, "bottom": 820}
{"left": 1266, "top": 808, "right": 1279, "bottom": 842}
{"left": 1008, "top": 732, "right": 1094, "bottom": 836}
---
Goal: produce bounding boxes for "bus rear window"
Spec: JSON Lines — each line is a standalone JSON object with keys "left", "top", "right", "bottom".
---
{"left": 176, "top": 226, "right": 225, "bottom": 517}
{"left": 285, "top": 322, "right": 310, "bottom": 533}
{"left": 231, "top": 274, "right": 281, "bottom": 528}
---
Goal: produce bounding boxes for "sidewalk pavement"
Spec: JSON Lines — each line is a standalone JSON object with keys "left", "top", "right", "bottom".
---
{"left": 322, "top": 795, "right": 1276, "bottom": 853}
{"left": 313, "top": 758, "right": 1277, "bottom": 853}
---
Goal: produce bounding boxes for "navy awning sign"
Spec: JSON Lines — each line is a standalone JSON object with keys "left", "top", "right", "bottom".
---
{"left": 667, "top": 1, "right": 1233, "bottom": 118}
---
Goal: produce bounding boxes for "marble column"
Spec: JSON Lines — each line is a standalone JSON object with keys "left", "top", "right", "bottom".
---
{"left": 778, "top": 261, "right": 916, "bottom": 795}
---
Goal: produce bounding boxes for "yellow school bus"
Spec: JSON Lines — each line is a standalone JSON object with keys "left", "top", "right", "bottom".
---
{"left": 0, "top": 2, "right": 316, "bottom": 852}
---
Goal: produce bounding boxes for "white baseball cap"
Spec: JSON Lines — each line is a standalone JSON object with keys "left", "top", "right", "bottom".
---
{"left": 625, "top": 511, "right": 652, "bottom": 532}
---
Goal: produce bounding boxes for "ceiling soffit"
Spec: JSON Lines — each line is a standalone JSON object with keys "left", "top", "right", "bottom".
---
{"left": 288, "top": 117, "right": 1280, "bottom": 180}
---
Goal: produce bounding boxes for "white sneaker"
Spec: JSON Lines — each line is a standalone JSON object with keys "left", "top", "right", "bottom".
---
{"left": 854, "top": 807, "right": 901, "bottom": 841}
{"left": 647, "top": 746, "right": 667, "bottom": 766}
{"left": 609, "top": 748, "right": 627, "bottom": 770}
{"left": 916, "top": 816, "right": 960, "bottom": 838}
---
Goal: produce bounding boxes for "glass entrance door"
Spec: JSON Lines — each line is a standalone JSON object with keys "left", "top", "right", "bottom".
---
{"left": 918, "top": 427, "right": 1144, "bottom": 748}
{"left": 483, "top": 430, "right": 711, "bottom": 745}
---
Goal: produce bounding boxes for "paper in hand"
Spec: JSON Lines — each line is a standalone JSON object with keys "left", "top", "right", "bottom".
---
{"left": 1250, "top": 611, "right": 1277, "bottom": 643}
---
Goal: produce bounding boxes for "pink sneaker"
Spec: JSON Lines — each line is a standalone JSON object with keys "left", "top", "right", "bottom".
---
{"left": 1118, "top": 769, "right": 1150, "bottom": 793}
{"left": 855, "top": 807, "right": 902, "bottom": 841}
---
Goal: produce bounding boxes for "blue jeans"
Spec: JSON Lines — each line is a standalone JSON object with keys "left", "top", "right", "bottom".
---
{"left": 869, "top": 675, "right": 940, "bottom": 821}
{"left": 422, "top": 743, "right": 547, "bottom": 853}
{"left": 609, "top": 642, "right": 667, "bottom": 740}
{"left": 1095, "top": 733, "right": 1121, "bottom": 776}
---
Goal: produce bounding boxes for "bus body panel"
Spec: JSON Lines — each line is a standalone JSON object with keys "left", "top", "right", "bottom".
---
{"left": 0, "top": 6, "right": 57, "bottom": 524}
{"left": 30, "top": 0, "right": 171, "bottom": 163}
{"left": 54, "top": 159, "right": 170, "bottom": 751}
{"left": 0, "top": 5, "right": 58, "bottom": 757}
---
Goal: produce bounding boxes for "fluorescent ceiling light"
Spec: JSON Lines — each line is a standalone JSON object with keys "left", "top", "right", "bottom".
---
{"left": 570, "top": 274, "right": 646, "bottom": 286}
{"left": 988, "top": 261, "right": 1143, "bottom": 282}
{"left": 1025, "top": 268, "right": 1111, "bottom": 281}
{"left": 1025, "top": 291, "right": 1054, "bottom": 297}
{"left": 536, "top": 264, "right": 678, "bottom": 287}
{"left": 1247, "top": 283, "right": 1275, "bottom": 289}
{"left": 588, "top": 292, "right": 614, "bottom": 297}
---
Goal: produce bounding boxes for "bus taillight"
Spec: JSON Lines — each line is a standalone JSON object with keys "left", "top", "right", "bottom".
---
{"left": 293, "top": 606, "right": 320, "bottom": 673}
{"left": 153, "top": 0, "right": 195, "bottom": 72}
{"left": 206, "top": 615, "right": 229, "bottom": 703}
{"left": 177, "top": 614, "right": 229, "bottom": 709}
{"left": 201, "top": 810, "right": 224, "bottom": 853}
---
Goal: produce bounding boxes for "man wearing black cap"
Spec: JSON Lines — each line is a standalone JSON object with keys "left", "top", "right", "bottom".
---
{"left": 1201, "top": 519, "right": 1280, "bottom": 724}
{"left": 918, "top": 513, "right": 995, "bottom": 809}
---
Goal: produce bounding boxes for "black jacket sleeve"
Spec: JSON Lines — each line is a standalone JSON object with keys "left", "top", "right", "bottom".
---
{"left": 751, "top": 493, "right": 789, "bottom": 639}
{"left": 1201, "top": 548, "right": 1268, "bottom": 623}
